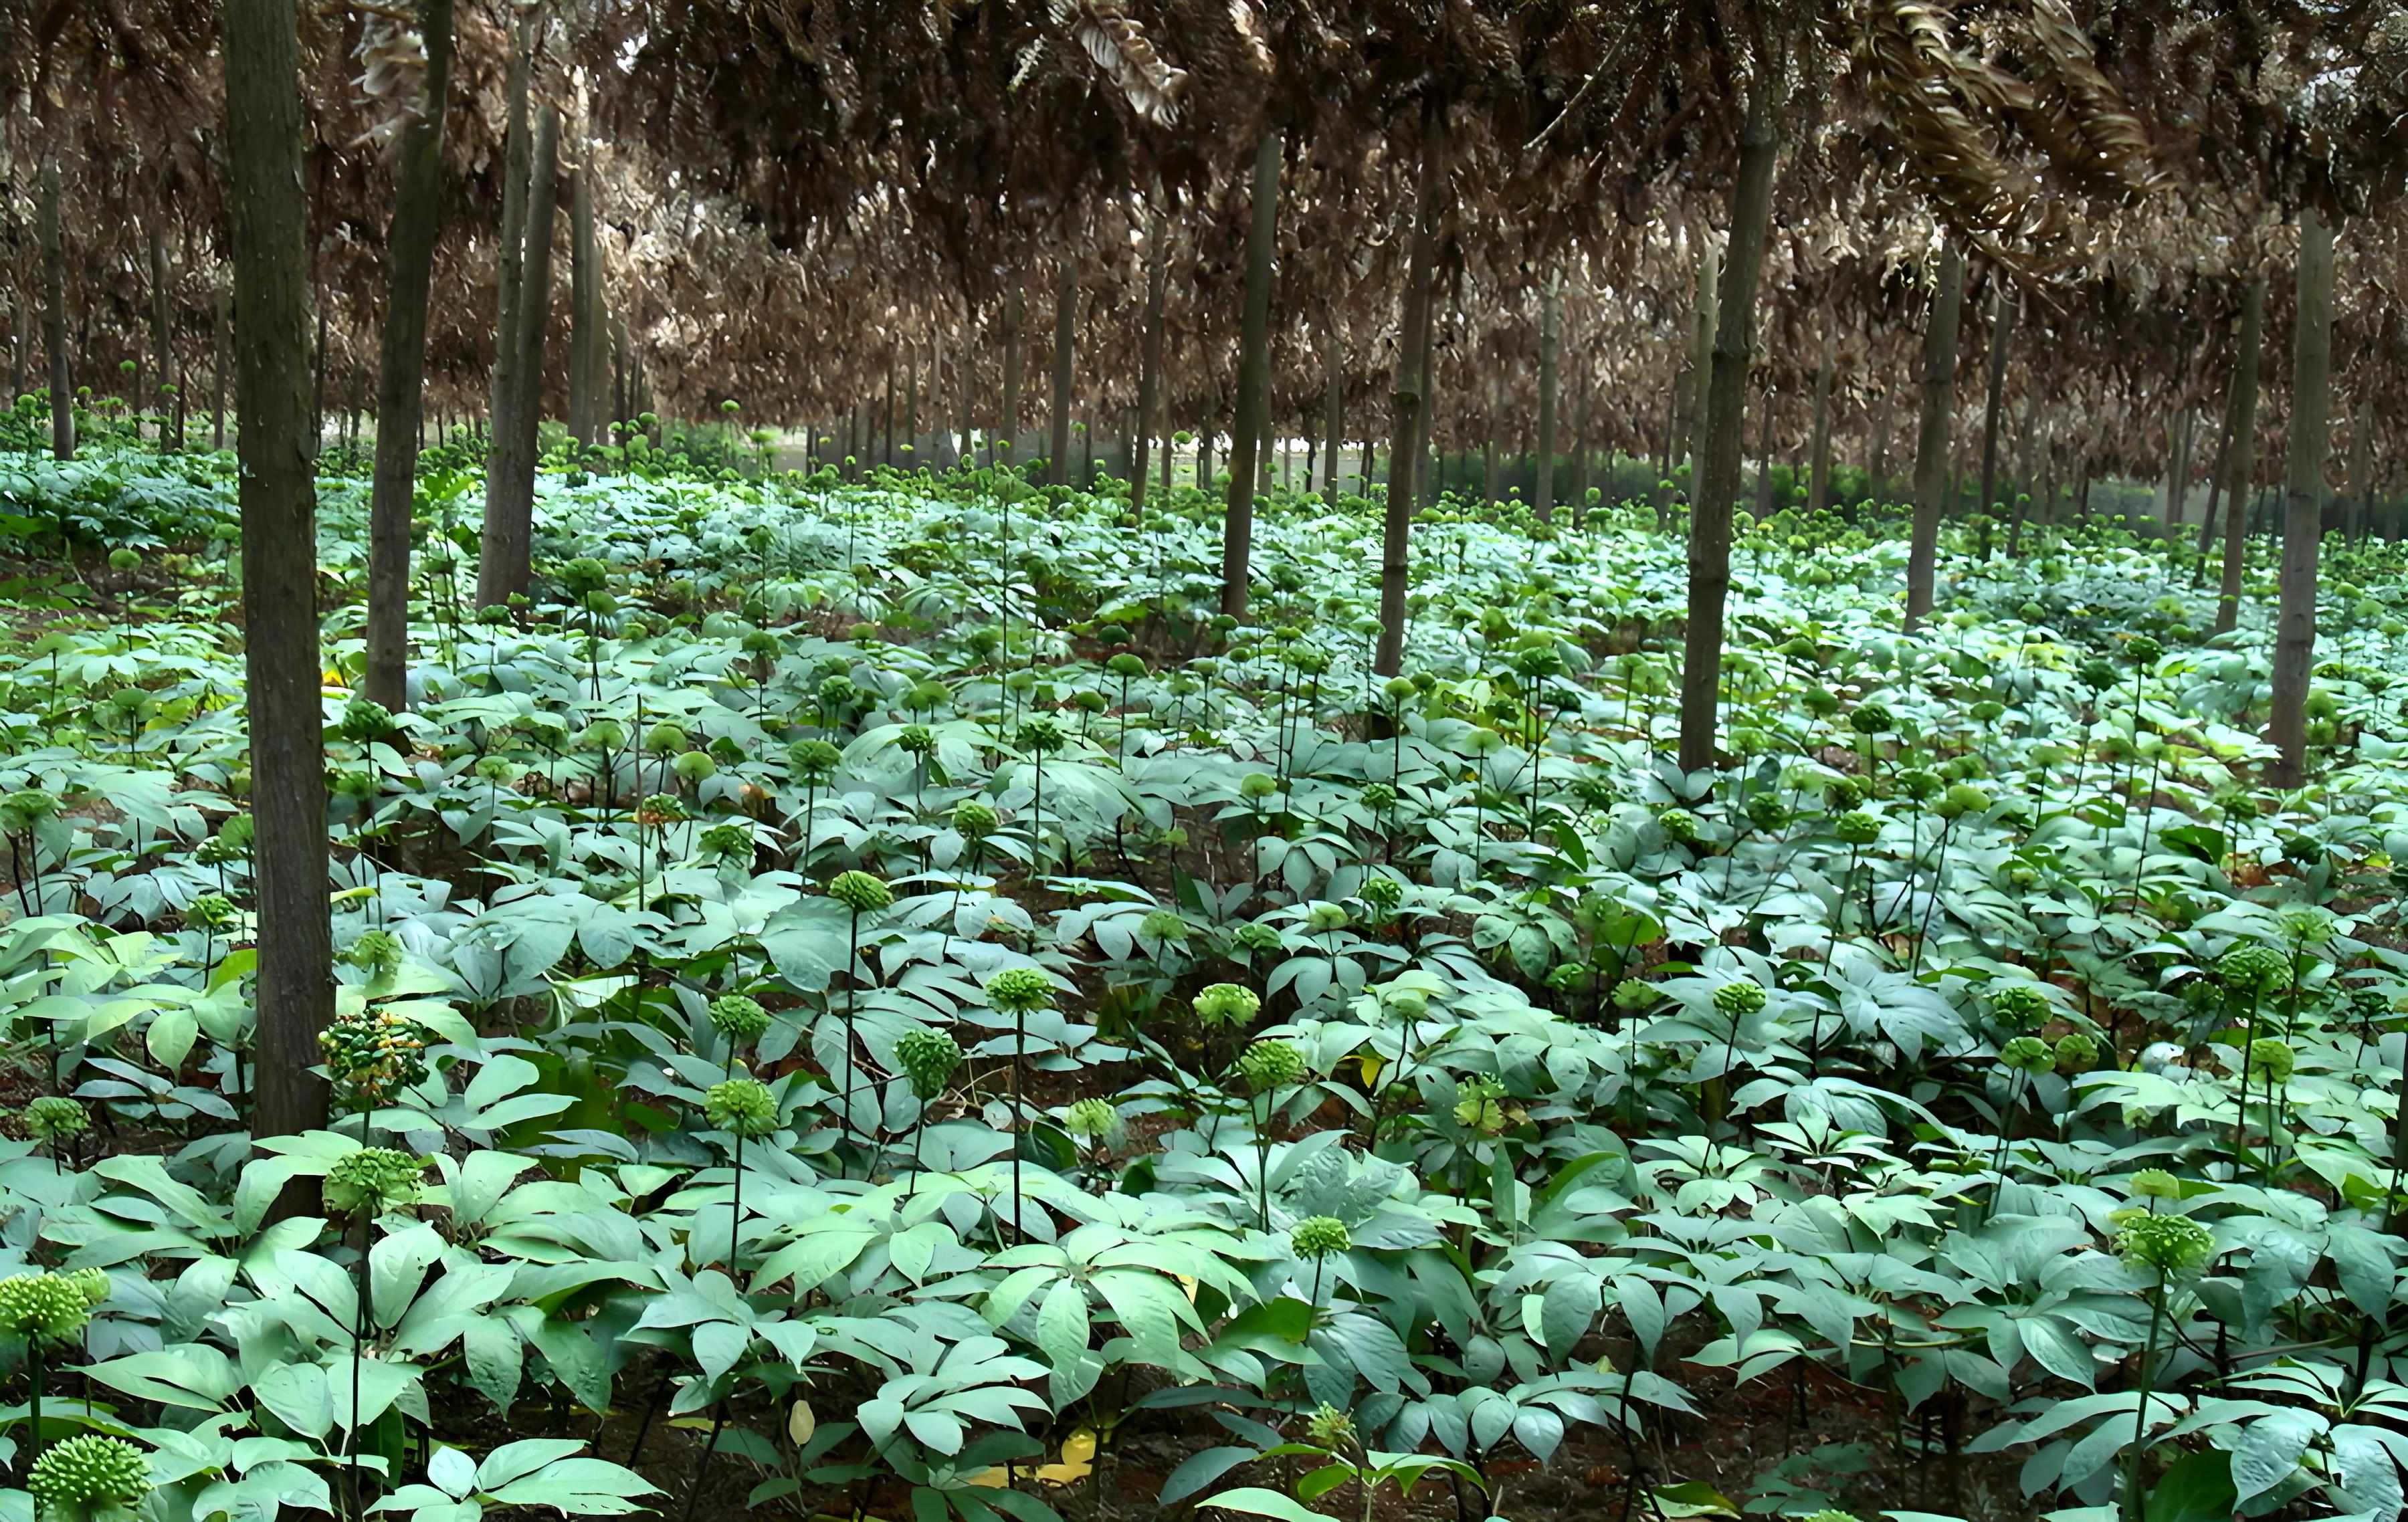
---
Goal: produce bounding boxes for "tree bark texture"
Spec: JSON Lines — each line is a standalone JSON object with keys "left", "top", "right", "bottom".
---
{"left": 2267, "top": 211, "right": 2334, "bottom": 787}
{"left": 1534, "top": 277, "right": 1560, "bottom": 523}
{"left": 476, "top": 17, "right": 535, "bottom": 608}
{"left": 1129, "top": 217, "right": 1166, "bottom": 508}
{"left": 567, "top": 125, "right": 597, "bottom": 447}
{"left": 1374, "top": 100, "right": 1442, "bottom": 675}
{"left": 1806, "top": 347, "right": 1833, "bottom": 516}
{"left": 40, "top": 160, "right": 72, "bottom": 461}
{"left": 1977, "top": 288, "right": 2015, "bottom": 522}
{"left": 1902, "top": 244, "right": 1965, "bottom": 631}
{"left": 2214, "top": 278, "right": 2267, "bottom": 635}
{"left": 1220, "top": 130, "right": 1281, "bottom": 619}
{"left": 480, "top": 104, "right": 559, "bottom": 608}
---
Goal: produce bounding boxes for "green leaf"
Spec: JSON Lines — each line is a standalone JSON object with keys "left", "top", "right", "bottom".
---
{"left": 1198, "top": 1487, "right": 1331, "bottom": 1522}
{"left": 2145, "top": 1448, "right": 2236, "bottom": 1522}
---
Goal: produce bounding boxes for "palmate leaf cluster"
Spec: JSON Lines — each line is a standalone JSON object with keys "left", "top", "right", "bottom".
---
{"left": 0, "top": 446, "right": 2402, "bottom": 1522}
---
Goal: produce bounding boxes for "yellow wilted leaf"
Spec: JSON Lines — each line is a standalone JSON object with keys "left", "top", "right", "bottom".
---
{"left": 1355, "top": 1053, "right": 1385, "bottom": 1087}
{"left": 967, "top": 1428, "right": 1098, "bottom": 1489}
{"left": 788, "top": 1400, "right": 815, "bottom": 1444}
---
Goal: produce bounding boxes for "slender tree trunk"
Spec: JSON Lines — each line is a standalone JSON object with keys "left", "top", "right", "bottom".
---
{"left": 2163, "top": 408, "right": 2193, "bottom": 527}
{"left": 480, "top": 104, "right": 559, "bottom": 608}
{"left": 2215, "top": 277, "right": 2268, "bottom": 635}
{"left": 1752, "top": 379, "right": 1777, "bottom": 517}
{"left": 1045, "top": 262, "right": 1076, "bottom": 485}
{"left": 1902, "top": 245, "right": 1965, "bottom": 631}
{"left": 1806, "top": 346, "right": 1834, "bottom": 517}
{"left": 999, "top": 273, "right": 1023, "bottom": 468}
{"left": 1534, "top": 277, "right": 1560, "bottom": 524}
{"left": 2342, "top": 407, "right": 2370, "bottom": 542}
{"left": 212, "top": 291, "right": 229, "bottom": 449}
{"left": 227, "top": 0, "right": 333, "bottom": 1149}
{"left": 1374, "top": 98, "right": 1443, "bottom": 675}
{"left": 2007, "top": 414, "right": 2046, "bottom": 559}
{"left": 1687, "top": 242, "right": 1719, "bottom": 473}
{"left": 148, "top": 214, "right": 179, "bottom": 449}
{"left": 1675, "top": 82, "right": 1777, "bottom": 772}
{"left": 310, "top": 277, "right": 328, "bottom": 454}
{"left": 567, "top": 122, "right": 596, "bottom": 447}
{"left": 1220, "top": 130, "right": 1281, "bottom": 619}
{"left": 1128, "top": 215, "right": 1166, "bottom": 508}
{"left": 363, "top": 0, "right": 456, "bottom": 712}
{"left": 1572, "top": 350, "right": 1593, "bottom": 526}
{"left": 2267, "top": 210, "right": 2334, "bottom": 788}
{"left": 1322, "top": 327, "right": 1343, "bottom": 507}
{"left": 1977, "top": 288, "right": 2015, "bottom": 527}
{"left": 476, "top": 14, "right": 534, "bottom": 609}
{"left": 957, "top": 298, "right": 977, "bottom": 467}
{"left": 39, "top": 160, "right": 72, "bottom": 461}
{"left": 2195, "top": 420, "right": 2229, "bottom": 565}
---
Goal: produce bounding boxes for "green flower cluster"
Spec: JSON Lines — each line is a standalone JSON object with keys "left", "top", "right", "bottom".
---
{"left": 705, "top": 1078, "right": 779, "bottom": 1137}
{"left": 317, "top": 1007, "right": 431, "bottom": 1105}
{"left": 1195, "top": 984, "right": 1261, "bottom": 1028}
{"left": 2115, "top": 1211, "right": 2217, "bottom": 1276}
{"left": 1290, "top": 1216, "right": 1351, "bottom": 1257}
{"left": 1238, "top": 1038, "right": 1304, "bottom": 1091}
{"left": 2217, "top": 943, "right": 2289, "bottom": 997}
{"left": 29, "top": 1434, "right": 151, "bottom": 1522}
{"left": 324, "top": 1148, "right": 427, "bottom": 1216}
{"left": 985, "top": 966, "right": 1054, "bottom": 1014}
{"left": 1712, "top": 980, "right": 1766, "bottom": 1017}
{"left": 1065, "top": 1098, "right": 1117, "bottom": 1141}
{"left": 0, "top": 1273, "right": 97, "bottom": 1343}
{"left": 21, "top": 1097, "right": 88, "bottom": 1141}
{"left": 828, "top": 870, "right": 892, "bottom": 913}
{"left": 896, "top": 1028, "right": 963, "bottom": 1099}
{"left": 708, "top": 995, "right": 771, "bottom": 1043}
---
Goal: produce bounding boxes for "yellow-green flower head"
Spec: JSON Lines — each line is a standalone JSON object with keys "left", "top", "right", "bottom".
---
{"left": 344, "top": 930, "right": 405, "bottom": 976}
{"left": 324, "top": 1148, "right": 426, "bottom": 1216}
{"left": 29, "top": 1434, "right": 151, "bottom": 1522}
{"left": 1361, "top": 875, "right": 1403, "bottom": 912}
{"left": 1834, "top": 810, "right": 1882, "bottom": 847}
{"left": 2116, "top": 1211, "right": 2217, "bottom": 1277}
{"left": 1712, "top": 980, "right": 1767, "bottom": 1017}
{"left": 1065, "top": 1098, "right": 1117, "bottom": 1141}
{"left": 704, "top": 1078, "right": 779, "bottom": 1137}
{"left": 1290, "top": 1216, "right": 1351, "bottom": 1257}
{"left": 22, "top": 1097, "right": 88, "bottom": 1141}
{"left": 827, "top": 870, "right": 892, "bottom": 913}
{"left": 2128, "top": 1168, "right": 2183, "bottom": 1201}
{"left": 65, "top": 1269, "right": 109, "bottom": 1309}
{"left": 1304, "top": 902, "right": 1349, "bottom": 935}
{"left": 1935, "top": 783, "right": 1991, "bottom": 821}
{"left": 0, "top": 1274, "right": 93, "bottom": 1343}
{"left": 1194, "top": 984, "right": 1261, "bottom": 1029}
{"left": 708, "top": 996, "right": 771, "bottom": 1043}
{"left": 1239, "top": 772, "right": 1279, "bottom": 801}
{"left": 1453, "top": 1075, "right": 1511, "bottom": 1134}
{"left": 984, "top": 966, "right": 1054, "bottom": 1015}
{"left": 951, "top": 800, "right": 998, "bottom": 839}
{"left": 1237, "top": 1038, "right": 1305, "bottom": 1091}
{"left": 1306, "top": 1402, "right": 1356, "bottom": 1449}
{"left": 2217, "top": 943, "right": 2288, "bottom": 997}
{"left": 2001, "top": 1036, "right": 2054, "bottom": 1073}
{"left": 2054, "top": 1032, "right": 2100, "bottom": 1072}
{"left": 896, "top": 1028, "right": 963, "bottom": 1099}
{"left": 1990, "top": 982, "right": 2051, "bottom": 1028}
{"left": 2248, "top": 1038, "right": 2296, "bottom": 1085}
{"left": 1140, "top": 909, "right": 1189, "bottom": 943}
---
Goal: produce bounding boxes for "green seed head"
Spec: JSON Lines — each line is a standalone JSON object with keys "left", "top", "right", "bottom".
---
{"left": 324, "top": 1148, "right": 427, "bottom": 1216}
{"left": 316, "top": 1008, "right": 431, "bottom": 1104}
{"left": 344, "top": 930, "right": 405, "bottom": 977}
{"left": 1306, "top": 1402, "right": 1356, "bottom": 1450}
{"left": 2217, "top": 943, "right": 2289, "bottom": 997}
{"left": 704, "top": 1077, "right": 779, "bottom": 1137}
{"left": 1359, "top": 782, "right": 1397, "bottom": 811}
{"left": 708, "top": 995, "right": 770, "bottom": 1043}
{"left": 1139, "top": 909, "right": 1188, "bottom": 943}
{"left": 1849, "top": 703, "right": 1894, "bottom": 736}
{"left": 2114, "top": 1210, "right": 2217, "bottom": 1277}
{"left": 1712, "top": 980, "right": 1767, "bottom": 1017}
{"left": 645, "top": 722, "right": 688, "bottom": 756}
{"left": 21, "top": 1097, "right": 88, "bottom": 1141}
{"left": 2053, "top": 1032, "right": 2100, "bottom": 1072}
{"left": 1015, "top": 716, "right": 1066, "bottom": 754}
{"left": 951, "top": 800, "right": 998, "bottom": 839}
{"left": 2001, "top": 1036, "right": 2055, "bottom": 1073}
{"left": 1934, "top": 783, "right": 1991, "bottom": 821}
{"left": 1232, "top": 922, "right": 1283, "bottom": 955}
{"left": 984, "top": 966, "right": 1054, "bottom": 1014}
{"left": 898, "top": 724, "right": 936, "bottom": 756}
{"left": 828, "top": 870, "right": 893, "bottom": 913}
{"left": 1065, "top": 1098, "right": 1117, "bottom": 1141}
{"left": 1290, "top": 1216, "right": 1351, "bottom": 1257}
{"left": 1657, "top": 807, "right": 1698, "bottom": 842}
{"left": 1360, "top": 875, "right": 1403, "bottom": 913}
{"left": 1106, "top": 653, "right": 1147, "bottom": 679}
{"left": 1452, "top": 1075, "right": 1511, "bottom": 1134}
{"left": 2128, "top": 1168, "right": 2183, "bottom": 1201}
{"left": 1237, "top": 1038, "right": 1305, "bottom": 1091}
{"left": 1834, "top": 810, "right": 1882, "bottom": 846}
{"left": 1193, "top": 983, "right": 1261, "bottom": 1029}
{"left": 896, "top": 1028, "right": 964, "bottom": 1099}
{"left": 671, "top": 750, "right": 717, "bottom": 784}
{"left": 0, "top": 1274, "right": 93, "bottom": 1343}
{"left": 1239, "top": 772, "right": 1280, "bottom": 800}
{"left": 2248, "top": 1038, "right": 2296, "bottom": 1085}
{"left": 1991, "top": 982, "right": 2051, "bottom": 1028}
{"left": 28, "top": 1434, "right": 150, "bottom": 1522}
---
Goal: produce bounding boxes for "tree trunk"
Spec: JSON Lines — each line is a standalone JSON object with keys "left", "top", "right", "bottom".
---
{"left": 147, "top": 213, "right": 180, "bottom": 450}
{"left": 999, "top": 272, "right": 1023, "bottom": 469}
{"left": 567, "top": 122, "right": 596, "bottom": 448}
{"left": 1675, "top": 241, "right": 1718, "bottom": 470}
{"left": 310, "top": 278, "right": 328, "bottom": 454}
{"left": 1322, "top": 328, "right": 1343, "bottom": 506}
{"left": 1131, "top": 210, "right": 1167, "bottom": 510}
{"left": 1674, "top": 82, "right": 1777, "bottom": 772}
{"left": 211, "top": 291, "right": 229, "bottom": 449}
{"left": 2214, "top": 277, "right": 2268, "bottom": 635}
{"left": 479, "top": 104, "right": 559, "bottom": 609}
{"left": 1902, "top": 244, "right": 1965, "bottom": 631}
{"left": 226, "top": 0, "right": 333, "bottom": 1149}
{"left": 1220, "top": 130, "right": 1281, "bottom": 619}
{"left": 1752, "top": 379, "right": 1776, "bottom": 517}
{"left": 1374, "top": 98, "right": 1443, "bottom": 676}
{"left": 363, "top": 0, "right": 456, "bottom": 713}
{"left": 2007, "top": 413, "right": 2045, "bottom": 559}
{"left": 1047, "top": 262, "right": 1076, "bottom": 485}
{"left": 2342, "top": 407, "right": 2370, "bottom": 542}
{"left": 2267, "top": 209, "right": 2334, "bottom": 788}
{"left": 1806, "top": 346, "right": 1833, "bottom": 516}
{"left": 957, "top": 299, "right": 977, "bottom": 467}
{"left": 476, "top": 15, "right": 535, "bottom": 609}
{"left": 1534, "top": 277, "right": 1560, "bottom": 524}
{"left": 39, "top": 160, "right": 72, "bottom": 461}
{"left": 1977, "top": 288, "right": 2015, "bottom": 529}
{"left": 1572, "top": 349, "right": 1593, "bottom": 526}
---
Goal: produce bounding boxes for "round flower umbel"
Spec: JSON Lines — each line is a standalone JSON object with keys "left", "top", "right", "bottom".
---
{"left": 2053, "top": 1032, "right": 2100, "bottom": 1073}
{"left": 2247, "top": 1038, "right": 2296, "bottom": 1085}
{"left": 2001, "top": 1036, "right": 2055, "bottom": 1073}
{"left": 2115, "top": 1211, "right": 2217, "bottom": 1277}
{"left": 1453, "top": 1076, "right": 1512, "bottom": 1134}
{"left": 896, "top": 1028, "right": 963, "bottom": 1100}
{"left": 0, "top": 1274, "right": 96, "bottom": 1343}
{"left": 2217, "top": 943, "right": 2289, "bottom": 998}
{"left": 1306, "top": 1403, "right": 1357, "bottom": 1450}
{"left": 1194, "top": 984, "right": 1262, "bottom": 1030}
{"left": 1237, "top": 1038, "right": 1305, "bottom": 1093}
{"left": 828, "top": 870, "right": 893, "bottom": 914}
{"left": 1712, "top": 980, "right": 1766, "bottom": 1018}
{"left": 951, "top": 800, "right": 998, "bottom": 840}
{"left": 984, "top": 966, "right": 1054, "bottom": 1016}
{"left": 704, "top": 1078, "right": 779, "bottom": 1138}
{"left": 21, "top": 1097, "right": 88, "bottom": 1143}
{"left": 1290, "top": 1216, "right": 1351, "bottom": 1257}
{"left": 2128, "top": 1168, "right": 2183, "bottom": 1202}
{"left": 1835, "top": 810, "right": 1881, "bottom": 847}
{"left": 28, "top": 1434, "right": 151, "bottom": 1522}
{"left": 1065, "top": 1098, "right": 1118, "bottom": 1142}
{"left": 1989, "top": 982, "right": 2051, "bottom": 1029}
{"left": 323, "top": 1148, "right": 427, "bottom": 1216}
{"left": 708, "top": 995, "right": 771, "bottom": 1045}
{"left": 316, "top": 1008, "right": 431, "bottom": 1109}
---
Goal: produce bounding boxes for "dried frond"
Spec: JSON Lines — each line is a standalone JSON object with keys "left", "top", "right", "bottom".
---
{"left": 352, "top": 11, "right": 429, "bottom": 157}
{"left": 1052, "top": 0, "right": 1189, "bottom": 126}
